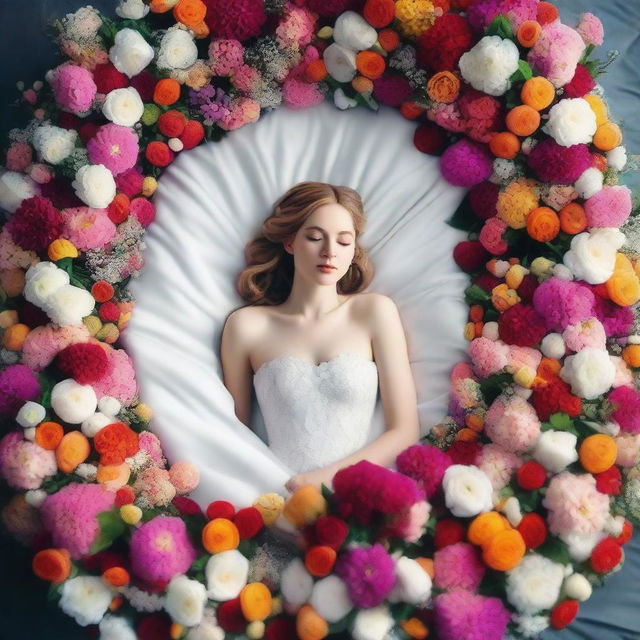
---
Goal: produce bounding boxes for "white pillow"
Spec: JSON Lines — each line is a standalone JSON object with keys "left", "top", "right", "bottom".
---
{"left": 124, "top": 101, "right": 468, "bottom": 507}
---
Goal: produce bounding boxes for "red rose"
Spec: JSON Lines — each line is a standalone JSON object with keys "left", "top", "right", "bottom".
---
{"left": 590, "top": 537, "right": 623, "bottom": 573}
{"left": 516, "top": 512, "right": 547, "bottom": 549}
{"left": 550, "top": 600, "right": 579, "bottom": 629}
{"left": 93, "top": 62, "right": 129, "bottom": 93}
{"left": 531, "top": 377, "right": 582, "bottom": 422}
{"left": 413, "top": 122, "right": 448, "bottom": 156}
{"left": 180, "top": 120, "right": 206, "bottom": 150}
{"left": 613, "top": 520, "right": 633, "bottom": 546}
{"left": 314, "top": 515, "right": 349, "bottom": 550}
{"left": 6, "top": 196, "right": 65, "bottom": 252}
{"left": 498, "top": 303, "right": 547, "bottom": 347}
{"left": 157, "top": 110, "right": 187, "bottom": 138}
{"left": 453, "top": 240, "right": 490, "bottom": 273}
{"left": 172, "top": 496, "right": 204, "bottom": 517}
{"left": 473, "top": 271, "right": 501, "bottom": 293}
{"left": 516, "top": 460, "right": 547, "bottom": 490}
{"left": 434, "top": 518, "right": 466, "bottom": 549}
{"left": 233, "top": 507, "right": 264, "bottom": 539}
{"left": 417, "top": 14, "right": 475, "bottom": 71}
{"left": 563, "top": 64, "right": 595, "bottom": 99}
{"left": 446, "top": 440, "right": 481, "bottom": 465}
{"left": 145, "top": 141, "right": 175, "bottom": 167}
{"left": 595, "top": 465, "right": 622, "bottom": 495}
{"left": 207, "top": 500, "right": 235, "bottom": 520}
{"left": 363, "top": 0, "right": 395, "bottom": 28}
{"left": 217, "top": 597, "right": 247, "bottom": 633}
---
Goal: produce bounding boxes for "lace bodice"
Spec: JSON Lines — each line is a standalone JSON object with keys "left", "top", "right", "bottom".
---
{"left": 253, "top": 352, "right": 379, "bottom": 474}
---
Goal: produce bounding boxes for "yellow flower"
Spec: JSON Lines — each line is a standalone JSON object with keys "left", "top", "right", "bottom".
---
{"left": 48, "top": 238, "right": 78, "bottom": 262}
{"left": 496, "top": 178, "right": 540, "bottom": 229}
{"left": 120, "top": 504, "right": 142, "bottom": 525}
{"left": 134, "top": 402, "right": 154, "bottom": 422}
{"left": 253, "top": 493, "right": 285, "bottom": 526}
{"left": 143, "top": 176, "right": 158, "bottom": 197}
{"left": 395, "top": 0, "right": 437, "bottom": 38}
{"left": 83, "top": 315, "right": 103, "bottom": 336}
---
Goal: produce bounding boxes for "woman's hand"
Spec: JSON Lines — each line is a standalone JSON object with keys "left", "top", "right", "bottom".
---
{"left": 285, "top": 467, "right": 335, "bottom": 494}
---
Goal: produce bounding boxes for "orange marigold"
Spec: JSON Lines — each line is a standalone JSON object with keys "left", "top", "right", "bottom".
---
{"left": 93, "top": 421, "right": 139, "bottom": 466}
{"left": 496, "top": 178, "right": 540, "bottom": 229}
{"left": 579, "top": 434, "right": 617, "bottom": 474}
{"left": 482, "top": 529, "right": 526, "bottom": 571}
{"left": 426, "top": 71, "right": 460, "bottom": 104}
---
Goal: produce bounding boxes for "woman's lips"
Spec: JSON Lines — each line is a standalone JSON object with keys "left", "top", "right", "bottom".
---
{"left": 317, "top": 265, "right": 336, "bottom": 272}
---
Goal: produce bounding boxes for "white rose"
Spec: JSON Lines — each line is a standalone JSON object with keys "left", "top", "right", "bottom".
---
{"left": 280, "top": 558, "right": 313, "bottom": 609}
{"left": 507, "top": 554, "right": 565, "bottom": 614}
{"left": 560, "top": 530, "right": 605, "bottom": 562}
{"left": 560, "top": 347, "right": 617, "bottom": 399}
{"left": 51, "top": 378, "right": 98, "bottom": 424}
{"left": 116, "top": 0, "right": 150, "bottom": 20}
{"left": 533, "top": 430, "right": 578, "bottom": 473}
{"left": 607, "top": 146, "right": 627, "bottom": 171}
{"left": 99, "top": 614, "right": 137, "bottom": 640}
{"left": 334, "top": 88, "right": 358, "bottom": 110}
{"left": 45, "top": 284, "right": 96, "bottom": 326}
{"left": 82, "top": 412, "right": 114, "bottom": 438}
{"left": 32, "top": 125, "right": 78, "bottom": 165}
{"left": 332, "top": 11, "right": 377, "bottom": 50}
{"left": 98, "top": 396, "right": 122, "bottom": 416}
{"left": 543, "top": 98, "right": 597, "bottom": 146}
{"left": 16, "top": 401, "right": 46, "bottom": 428}
{"left": 24, "top": 262, "right": 69, "bottom": 306}
{"left": 59, "top": 576, "right": 114, "bottom": 626}
{"left": 513, "top": 614, "right": 551, "bottom": 638}
{"left": 563, "top": 228, "right": 625, "bottom": 284}
{"left": 102, "top": 86, "right": 144, "bottom": 127}
{"left": 157, "top": 28, "right": 198, "bottom": 71}
{"left": 541, "top": 333, "right": 565, "bottom": 359}
{"left": 442, "top": 465, "right": 493, "bottom": 518}
{"left": 459, "top": 36, "right": 520, "bottom": 96}
{"left": 309, "top": 575, "right": 352, "bottom": 623}
{"left": 352, "top": 605, "right": 393, "bottom": 640}
{"left": 109, "top": 28, "right": 154, "bottom": 78}
{"left": 563, "top": 573, "right": 592, "bottom": 601}
{"left": 165, "top": 575, "right": 207, "bottom": 627}
{"left": 387, "top": 557, "right": 432, "bottom": 605}
{"left": 323, "top": 43, "right": 357, "bottom": 83}
{"left": 72, "top": 164, "right": 117, "bottom": 208}
{"left": 205, "top": 550, "right": 249, "bottom": 601}
{"left": 0, "top": 170, "right": 40, "bottom": 213}
{"left": 574, "top": 167, "right": 603, "bottom": 199}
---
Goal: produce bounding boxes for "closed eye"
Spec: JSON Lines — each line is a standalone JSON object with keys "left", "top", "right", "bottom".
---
{"left": 307, "top": 238, "right": 351, "bottom": 246}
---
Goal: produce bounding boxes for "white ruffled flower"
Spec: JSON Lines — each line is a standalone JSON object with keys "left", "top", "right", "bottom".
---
{"left": 51, "top": 378, "right": 98, "bottom": 424}
{"left": 563, "top": 573, "right": 592, "bottom": 601}
{"left": 533, "top": 430, "right": 578, "bottom": 473}
{"left": 506, "top": 554, "right": 565, "bottom": 614}
{"left": 561, "top": 530, "right": 605, "bottom": 562}
{"left": 32, "top": 125, "right": 77, "bottom": 165}
{"left": 72, "top": 164, "right": 117, "bottom": 208}
{"left": 99, "top": 614, "right": 137, "bottom": 640}
{"left": 352, "top": 604, "right": 393, "bottom": 640}
{"left": 0, "top": 170, "right": 40, "bottom": 213}
{"left": 25, "top": 489, "right": 48, "bottom": 507}
{"left": 442, "top": 465, "right": 493, "bottom": 518}
{"left": 157, "top": 28, "right": 198, "bottom": 71}
{"left": 165, "top": 574, "right": 207, "bottom": 627}
{"left": 607, "top": 146, "right": 627, "bottom": 171}
{"left": 98, "top": 396, "right": 121, "bottom": 416}
{"left": 45, "top": 284, "right": 96, "bottom": 326}
{"left": 459, "top": 36, "right": 520, "bottom": 96}
{"left": 205, "top": 549, "right": 249, "bottom": 601}
{"left": 552, "top": 263, "right": 574, "bottom": 281}
{"left": 574, "top": 167, "right": 603, "bottom": 199}
{"left": 280, "top": 558, "right": 313, "bottom": 609}
{"left": 323, "top": 43, "right": 357, "bottom": 83}
{"left": 563, "top": 228, "right": 625, "bottom": 283}
{"left": 332, "top": 11, "right": 377, "bottom": 50}
{"left": 109, "top": 28, "right": 154, "bottom": 78}
{"left": 116, "top": 0, "right": 150, "bottom": 20}
{"left": 16, "top": 401, "right": 46, "bottom": 428}
{"left": 309, "top": 575, "right": 352, "bottom": 623}
{"left": 387, "top": 556, "right": 432, "bottom": 605}
{"left": 24, "top": 262, "right": 69, "bottom": 307}
{"left": 513, "top": 613, "right": 550, "bottom": 638}
{"left": 59, "top": 576, "right": 114, "bottom": 626}
{"left": 75, "top": 463, "right": 98, "bottom": 481}
{"left": 334, "top": 88, "right": 358, "bottom": 109}
{"left": 541, "top": 333, "right": 565, "bottom": 359}
{"left": 102, "top": 86, "right": 144, "bottom": 127}
{"left": 82, "top": 412, "right": 113, "bottom": 438}
{"left": 560, "top": 347, "right": 617, "bottom": 399}
{"left": 543, "top": 98, "right": 597, "bottom": 146}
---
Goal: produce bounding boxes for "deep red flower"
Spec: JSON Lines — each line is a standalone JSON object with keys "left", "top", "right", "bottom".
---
{"left": 305, "top": 0, "right": 361, "bottom": 16}
{"left": 434, "top": 518, "right": 466, "bottom": 549}
{"left": 563, "top": 64, "right": 596, "bottom": 98}
{"left": 498, "top": 303, "right": 547, "bottom": 346}
{"left": 372, "top": 74, "right": 412, "bottom": 107}
{"left": 233, "top": 507, "right": 264, "bottom": 539}
{"left": 516, "top": 460, "right": 547, "bottom": 490}
{"left": 417, "top": 13, "right": 475, "bottom": 71}
{"left": 265, "top": 617, "right": 297, "bottom": 640}
{"left": 203, "top": 0, "right": 267, "bottom": 40}
{"left": 172, "top": 496, "right": 204, "bottom": 517}
{"left": 531, "top": 376, "right": 582, "bottom": 422}
{"left": 57, "top": 112, "right": 82, "bottom": 130}
{"left": 19, "top": 302, "right": 50, "bottom": 328}
{"left": 93, "top": 62, "right": 129, "bottom": 93}
{"left": 528, "top": 140, "right": 592, "bottom": 184}
{"left": 315, "top": 515, "right": 349, "bottom": 550}
{"left": 473, "top": 271, "right": 501, "bottom": 293}
{"left": 115, "top": 167, "right": 144, "bottom": 197}
{"left": 550, "top": 600, "right": 579, "bottom": 629}
{"left": 516, "top": 274, "right": 539, "bottom": 303}
{"left": 40, "top": 177, "right": 84, "bottom": 209}
{"left": 180, "top": 120, "right": 206, "bottom": 150}
{"left": 206, "top": 500, "right": 235, "bottom": 520}
{"left": 453, "top": 240, "right": 490, "bottom": 273}
{"left": 115, "top": 486, "right": 135, "bottom": 507}
{"left": 590, "top": 537, "right": 623, "bottom": 573}
{"left": 6, "top": 196, "right": 65, "bottom": 252}
{"left": 78, "top": 122, "right": 101, "bottom": 145}
{"left": 56, "top": 342, "right": 110, "bottom": 384}
{"left": 137, "top": 613, "right": 172, "bottom": 640}
{"left": 217, "top": 597, "right": 247, "bottom": 633}
{"left": 517, "top": 512, "right": 547, "bottom": 549}
{"left": 595, "top": 465, "right": 622, "bottom": 495}
{"left": 446, "top": 439, "right": 481, "bottom": 465}
{"left": 413, "top": 122, "right": 448, "bottom": 155}
{"left": 99, "top": 300, "right": 121, "bottom": 323}
{"left": 129, "top": 71, "right": 157, "bottom": 101}
{"left": 469, "top": 181, "right": 499, "bottom": 220}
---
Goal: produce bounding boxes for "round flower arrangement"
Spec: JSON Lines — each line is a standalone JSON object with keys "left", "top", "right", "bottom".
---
{"left": 0, "top": 1, "right": 639, "bottom": 639}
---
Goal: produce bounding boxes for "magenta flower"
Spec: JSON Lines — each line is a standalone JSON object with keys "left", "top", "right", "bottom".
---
{"left": 532, "top": 277, "right": 595, "bottom": 332}
{"left": 585, "top": 185, "right": 633, "bottom": 229}
{"left": 48, "top": 62, "right": 97, "bottom": 114}
{"left": 87, "top": 123, "right": 140, "bottom": 176}
{"left": 466, "top": 0, "right": 538, "bottom": 33}
{"left": 608, "top": 386, "right": 640, "bottom": 434}
{"left": 396, "top": 444, "right": 452, "bottom": 499}
{"left": 0, "top": 364, "right": 41, "bottom": 415}
{"left": 527, "top": 139, "right": 592, "bottom": 184}
{"left": 6, "top": 196, "right": 65, "bottom": 252}
{"left": 440, "top": 139, "right": 493, "bottom": 188}
{"left": 434, "top": 542, "right": 486, "bottom": 591}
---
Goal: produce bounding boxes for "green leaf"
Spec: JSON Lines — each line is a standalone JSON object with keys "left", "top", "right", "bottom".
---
{"left": 516, "top": 489, "right": 542, "bottom": 512}
{"left": 486, "top": 15, "right": 514, "bottom": 40}
{"left": 479, "top": 372, "right": 513, "bottom": 405}
{"left": 509, "top": 60, "right": 533, "bottom": 84}
{"left": 464, "top": 284, "right": 491, "bottom": 305}
{"left": 537, "top": 536, "right": 572, "bottom": 565}
{"left": 549, "top": 412, "right": 571, "bottom": 430}
{"left": 89, "top": 509, "right": 127, "bottom": 555}
{"left": 446, "top": 194, "right": 482, "bottom": 232}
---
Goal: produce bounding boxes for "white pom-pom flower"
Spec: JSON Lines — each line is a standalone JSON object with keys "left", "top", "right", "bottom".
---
{"left": 59, "top": 576, "right": 114, "bottom": 626}
{"left": 24, "top": 262, "right": 69, "bottom": 307}
{"left": 560, "top": 347, "right": 617, "bottom": 399}
{"left": 165, "top": 574, "right": 207, "bottom": 627}
{"left": 561, "top": 530, "right": 606, "bottom": 562}
{"left": 332, "top": 11, "right": 378, "bottom": 50}
{"left": 44, "top": 284, "right": 96, "bottom": 326}
{"left": 333, "top": 88, "right": 358, "bottom": 110}
{"left": 16, "top": 401, "right": 46, "bottom": 428}
{"left": 116, "top": 0, "right": 150, "bottom": 20}
{"left": 543, "top": 98, "right": 597, "bottom": 147}
{"left": 563, "top": 228, "right": 625, "bottom": 284}
{"left": 552, "top": 263, "right": 574, "bottom": 281}
{"left": 513, "top": 614, "right": 551, "bottom": 638}
{"left": 102, "top": 86, "right": 144, "bottom": 127}
{"left": 574, "top": 167, "right": 603, "bottom": 199}
{"left": 563, "top": 573, "right": 592, "bottom": 601}
{"left": 205, "top": 550, "right": 249, "bottom": 601}
{"left": 506, "top": 554, "right": 565, "bottom": 614}
{"left": 323, "top": 43, "right": 357, "bottom": 83}
{"left": 309, "top": 575, "right": 352, "bottom": 623}
{"left": 51, "top": 378, "right": 98, "bottom": 424}
{"left": 541, "top": 333, "right": 565, "bottom": 359}
{"left": 98, "top": 396, "right": 121, "bottom": 416}
{"left": 98, "top": 614, "right": 137, "bottom": 640}
{"left": 533, "top": 430, "right": 578, "bottom": 473}
{"left": 387, "top": 556, "right": 432, "bottom": 605}
{"left": 81, "top": 412, "right": 114, "bottom": 438}
{"left": 280, "top": 558, "right": 313, "bottom": 609}
{"left": 157, "top": 27, "right": 198, "bottom": 71}
{"left": 0, "top": 170, "right": 40, "bottom": 213}
{"left": 72, "top": 163, "right": 117, "bottom": 208}
{"left": 607, "top": 146, "right": 627, "bottom": 171}
{"left": 352, "top": 604, "right": 393, "bottom": 640}
{"left": 109, "top": 28, "right": 154, "bottom": 78}
{"left": 459, "top": 36, "right": 520, "bottom": 96}
{"left": 442, "top": 465, "right": 493, "bottom": 518}
{"left": 32, "top": 125, "right": 78, "bottom": 165}
{"left": 25, "top": 489, "right": 48, "bottom": 507}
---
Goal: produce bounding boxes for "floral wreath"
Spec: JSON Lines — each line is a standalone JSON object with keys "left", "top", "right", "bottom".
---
{"left": 0, "top": 0, "right": 639, "bottom": 639}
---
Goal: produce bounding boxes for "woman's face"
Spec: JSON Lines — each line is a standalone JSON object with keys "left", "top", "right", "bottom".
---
{"left": 284, "top": 203, "right": 356, "bottom": 285}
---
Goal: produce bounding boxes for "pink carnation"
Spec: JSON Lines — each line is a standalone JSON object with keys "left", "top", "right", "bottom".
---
{"left": 543, "top": 471, "right": 610, "bottom": 536}
{"left": 592, "top": 295, "right": 634, "bottom": 337}
{"left": 0, "top": 228, "right": 39, "bottom": 270}
{"left": 115, "top": 167, "right": 144, "bottom": 197}
{"left": 169, "top": 461, "right": 200, "bottom": 495}
{"left": 133, "top": 466, "right": 176, "bottom": 507}
{"left": 0, "top": 364, "right": 40, "bottom": 416}
{"left": 129, "top": 516, "right": 197, "bottom": 584}
{"left": 478, "top": 443, "right": 521, "bottom": 491}
{"left": 372, "top": 74, "right": 412, "bottom": 107}
{"left": 479, "top": 216, "right": 508, "bottom": 255}
{"left": 457, "top": 88, "right": 503, "bottom": 144}
{"left": 219, "top": 97, "right": 260, "bottom": 131}
{"left": 230, "top": 64, "right": 261, "bottom": 93}
{"left": 0, "top": 431, "right": 57, "bottom": 490}
{"left": 615, "top": 433, "right": 640, "bottom": 467}
{"left": 130, "top": 197, "right": 155, "bottom": 227}
{"left": 62, "top": 206, "right": 117, "bottom": 251}
{"left": 507, "top": 344, "right": 542, "bottom": 372}
{"left": 611, "top": 355, "right": 634, "bottom": 388}
{"left": 40, "top": 482, "right": 116, "bottom": 559}
{"left": 527, "top": 139, "right": 592, "bottom": 184}
{"left": 434, "top": 542, "right": 485, "bottom": 591}
{"left": 6, "top": 142, "right": 33, "bottom": 172}
{"left": 276, "top": 3, "right": 317, "bottom": 50}
{"left": 608, "top": 385, "right": 640, "bottom": 434}
{"left": 532, "top": 277, "right": 595, "bottom": 332}
{"left": 91, "top": 348, "right": 138, "bottom": 405}
{"left": 576, "top": 12, "right": 604, "bottom": 46}
{"left": 441, "top": 139, "right": 493, "bottom": 188}
{"left": 6, "top": 195, "right": 65, "bottom": 252}
{"left": 139, "top": 431, "right": 166, "bottom": 468}
{"left": 388, "top": 500, "right": 431, "bottom": 543}
{"left": 427, "top": 102, "right": 467, "bottom": 135}
{"left": 584, "top": 185, "right": 632, "bottom": 228}
{"left": 485, "top": 394, "right": 541, "bottom": 453}
{"left": 282, "top": 45, "right": 325, "bottom": 109}
{"left": 466, "top": 0, "right": 538, "bottom": 33}
{"left": 208, "top": 38, "right": 245, "bottom": 76}
{"left": 527, "top": 21, "right": 586, "bottom": 88}
{"left": 21, "top": 324, "right": 89, "bottom": 371}
{"left": 468, "top": 337, "right": 510, "bottom": 378}
{"left": 562, "top": 317, "right": 606, "bottom": 352}
{"left": 86, "top": 123, "right": 139, "bottom": 176}
{"left": 396, "top": 444, "right": 452, "bottom": 499}
{"left": 48, "top": 62, "right": 97, "bottom": 114}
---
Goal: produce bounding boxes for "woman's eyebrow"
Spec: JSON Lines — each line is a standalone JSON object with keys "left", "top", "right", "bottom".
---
{"left": 304, "top": 225, "right": 354, "bottom": 236}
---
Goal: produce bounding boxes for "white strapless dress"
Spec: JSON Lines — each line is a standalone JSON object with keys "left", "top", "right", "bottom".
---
{"left": 253, "top": 352, "right": 379, "bottom": 473}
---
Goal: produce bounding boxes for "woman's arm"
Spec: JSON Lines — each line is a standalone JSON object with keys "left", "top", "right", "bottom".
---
{"left": 285, "top": 294, "right": 420, "bottom": 492}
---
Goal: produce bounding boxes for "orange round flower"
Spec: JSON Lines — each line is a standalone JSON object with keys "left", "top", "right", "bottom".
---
{"left": 593, "top": 121, "right": 623, "bottom": 151}
{"left": 378, "top": 29, "right": 400, "bottom": 52}
{"left": 355, "top": 51, "right": 386, "bottom": 80}
{"left": 517, "top": 20, "right": 542, "bottom": 47}
{"left": 202, "top": 518, "right": 240, "bottom": 553}
{"left": 467, "top": 511, "right": 509, "bottom": 547}
{"left": 35, "top": 421, "right": 64, "bottom": 450}
{"left": 622, "top": 344, "right": 640, "bottom": 368}
{"left": 606, "top": 253, "right": 640, "bottom": 306}
{"left": 584, "top": 94, "right": 608, "bottom": 126}
{"left": 415, "top": 556, "right": 434, "bottom": 578}
{"left": 173, "top": 0, "right": 206, "bottom": 27}
{"left": 103, "top": 566, "right": 130, "bottom": 587}
{"left": 93, "top": 421, "right": 139, "bottom": 466}
{"left": 56, "top": 430, "right": 90, "bottom": 474}
{"left": 352, "top": 75, "right": 374, "bottom": 94}
{"left": 3, "top": 323, "right": 30, "bottom": 350}
{"left": 489, "top": 131, "right": 520, "bottom": 159}
{"left": 32, "top": 548, "right": 72, "bottom": 583}
{"left": 536, "top": 357, "right": 561, "bottom": 381}
{"left": 306, "top": 59, "right": 328, "bottom": 83}
{"left": 482, "top": 529, "right": 526, "bottom": 571}
{"left": 400, "top": 617, "right": 429, "bottom": 639}
{"left": 579, "top": 434, "right": 617, "bottom": 474}
{"left": 426, "top": 71, "right": 460, "bottom": 104}
{"left": 559, "top": 202, "right": 587, "bottom": 235}
{"left": 240, "top": 582, "right": 273, "bottom": 621}
{"left": 153, "top": 78, "right": 181, "bottom": 105}
{"left": 283, "top": 485, "right": 327, "bottom": 527}
{"left": 0, "top": 268, "right": 24, "bottom": 298}
{"left": 304, "top": 545, "right": 337, "bottom": 577}
{"left": 526, "top": 206, "right": 560, "bottom": 242}
{"left": 506, "top": 105, "right": 541, "bottom": 136}
{"left": 363, "top": 0, "right": 396, "bottom": 28}
{"left": 296, "top": 604, "right": 329, "bottom": 640}
{"left": 400, "top": 101, "right": 424, "bottom": 120}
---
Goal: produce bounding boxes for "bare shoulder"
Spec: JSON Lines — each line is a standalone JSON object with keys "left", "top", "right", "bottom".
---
{"left": 352, "top": 292, "right": 398, "bottom": 316}
{"left": 222, "top": 305, "right": 269, "bottom": 346}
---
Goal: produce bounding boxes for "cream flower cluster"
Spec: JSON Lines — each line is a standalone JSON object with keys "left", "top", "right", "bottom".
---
{"left": 543, "top": 98, "right": 597, "bottom": 146}
{"left": 115, "top": 0, "right": 150, "bottom": 20}
{"left": 157, "top": 26, "right": 198, "bottom": 71}
{"left": 459, "top": 36, "right": 520, "bottom": 96}
{"left": 559, "top": 346, "right": 617, "bottom": 399}
{"left": 506, "top": 554, "right": 565, "bottom": 614}
{"left": 72, "top": 163, "right": 117, "bottom": 208}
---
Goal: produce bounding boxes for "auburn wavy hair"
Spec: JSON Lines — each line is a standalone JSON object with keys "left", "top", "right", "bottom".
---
{"left": 237, "top": 181, "right": 374, "bottom": 305}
